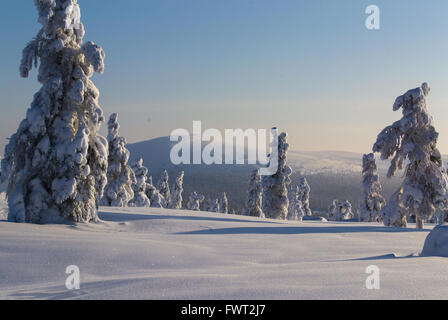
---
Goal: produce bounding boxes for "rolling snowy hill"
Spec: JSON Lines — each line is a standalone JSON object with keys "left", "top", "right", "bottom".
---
{"left": 0, "top": 205, "right": 446, "bottom": 300}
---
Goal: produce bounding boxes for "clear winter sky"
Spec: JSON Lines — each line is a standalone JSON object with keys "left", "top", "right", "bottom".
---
{"left": 1, "top": 0, "right": 448, "bottom": 154}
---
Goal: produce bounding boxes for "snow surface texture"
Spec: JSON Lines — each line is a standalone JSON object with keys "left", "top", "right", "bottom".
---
{"left": 0, "top": 205, "right": 447, "bottom": 300}
{"left": 373, "top": 83, "right": 448, "bottom": 229}
{"left": 2, "top": 0, "right": 107, "bottom": 223}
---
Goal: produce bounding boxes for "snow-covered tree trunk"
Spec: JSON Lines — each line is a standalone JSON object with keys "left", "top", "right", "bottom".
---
{"left": 169, "top": 171, "right": 184, "bottom": 209}
{"left": 220, "top": 192, "right": 229, "bottom": 214}
{"left": 359, "top": 153, "right": 386, "bottom": 222}
{"left": 1, "top": 0, "right": 107, "bottom": 223}
{"left": 186, "top": 191, "right": 204, "bottom": 211}
{"left": 262, "top": 131, "right": 292, "bottom": 220}
{"left": 298, "top": 177, "right": 312, "bottom": 216}
{"left": 129, "top": 159, "right": 150, "bottom": 207}
{"left": 157, "top": 170, "right": 171, "bottom": 208}
{"left": 373, "top": 83, "right": 448, "bottom": 229}
{"left": 244, "top": 169, "right": 264, "bottom": 217}
{"left": 101, "top": 114, "right": 134, "bottom": 207}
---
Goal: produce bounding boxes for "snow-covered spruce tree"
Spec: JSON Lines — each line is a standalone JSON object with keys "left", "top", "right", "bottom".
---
{"left": 130, "top": 159, "right": 150, "bottom": 207}
{"left": 187, "top": 191, "right": 205, "bottom": 211}
{"left": 157, "top": 170, "right": 171, "bottom": 208}
{"left": 287, "top": 186, "right": 305, "bottom": 221}
{"left": 298, "top": 177, "right": 312, "bottom": 216}
{"left": 220, "top": 192, "right": 229, "bottom": 214}
{"left": 169, "top": 171, "right": 184, "bottom": 209}
{"left": 1, "top": 0, "right": 107, "bottom": 223}
{"left": 244, "top": 169, "right": 264, "bottom": 217}
{"left": 328, "top": 200, "right": 354, "bottom": 221}
{"left": 101, "top": 114, "right": 135, "bottom": 207}
{"left": 262, "top": 132, "right": 292, "bottom": 220}
{"left": 373, "top": 83, "right": 448, "bottom": 229}
{"left": 210, "top": 198, "right": 220, "bottom": 213}
{"left": 359, "top": 153, "right": 386, "bottom": 222}
{"left": 382, "top": 188, "right": 408, "bottom": 228}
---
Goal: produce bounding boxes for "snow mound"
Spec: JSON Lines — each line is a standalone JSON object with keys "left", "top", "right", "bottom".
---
{"left": 421, "top": 224, "right": 448, "bottom": 257}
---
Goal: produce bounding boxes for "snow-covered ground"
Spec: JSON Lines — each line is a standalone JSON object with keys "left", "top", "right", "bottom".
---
{"left": 0, "top": 205, "right": 447, "bottom": 300}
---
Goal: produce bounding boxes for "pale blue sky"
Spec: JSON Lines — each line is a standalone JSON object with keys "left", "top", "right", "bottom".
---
{"left": 1, "top": 0, "right": 448, "bottom": 153}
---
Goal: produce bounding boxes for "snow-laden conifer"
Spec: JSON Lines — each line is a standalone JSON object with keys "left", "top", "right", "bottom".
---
{"left": 373, "top": 83, "right": 448, "bottom": 228}
{"left": 220, "top": 192, "right": 229, "bottom": 214}
{"left": 328, "top": 200, "right": 354, "bottom": 221}
{"left": 382, "top": 188, "right": 408, "bottom": 228}
{"left": 244, "top": 169, "right": 264, "bottom": 217}
{"left": 169, "top": 171, "right": 184, "bottom": 209}
{"left": 210, "top": 198, "right": 220, "bottom": 213}
{"left": 359, "top": 153, "right": 386, "bottom": 222}
{"left": 262, "top": 131, "right": 292, "bottom": 220}
{"left": 130, "top": 159, "right": 150, "bottom": 207}
{"left": 101, "top": 114, "right": 134, "bottom": 207}
{"left": 287, "top": 186, "right": 305, "bottom": 221}
{"left": 157, "top": 170, "right": 171, "bottom": 208}
{"left": 187, "top": 192, "right": 205, "bottom": 211}
{"left": 298, "top": 177, "right": 312, "bottom": 216}
{"left": 1, "top": 0, "right": 107, "bottom": 223}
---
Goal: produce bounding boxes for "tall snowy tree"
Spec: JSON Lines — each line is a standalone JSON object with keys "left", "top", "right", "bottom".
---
{"left": 157, "top": 170, "right": 171, "bottom": 208}
{"left": 244, "top": 169, "right": 264, "bottom": 217}
{"left": 373, "top": 83, "right": 448, "bottom": 229}
{"left": 186, "top": 191, "right": 205, "bottom": 211}
{"left": 129, "top": 159, "right": 150, "bottom": 207}
{"left": 287, "top": 186, "right": 305, "bottom": 221}
{"left": 262, "top": 131, "right": 292, "bottom": 220}
{"left": 359, "top": 153, "right": 386, "bottom": 222}
{"left": 1, "top": 0, "right": 107, "bottom": 223}
{"left": 101, "top": 114, "right": 134, "bottom": 207}
{"left": 220, "top": 192, "right": 229, "bottom": 214}
{"left": 298, "top": 177, "right": 312, "bottom": 216}
{"left": 169, "top": 171, "right": 184, "bottom": 209}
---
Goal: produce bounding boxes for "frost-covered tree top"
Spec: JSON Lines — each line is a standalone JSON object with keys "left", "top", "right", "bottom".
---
{"left": 373, "top": 83, "right": 448, "bottom": 228}
{"left": 244, "top": 169, "right": 264, "bottom": 218}
{"left": 169, "top": 171, "right": 184, "bottom": 209}
{"left": 101, "top": 114, "right": 135, "bottom": 207}
{"left": 359, "top": 153, "right": 386, "bottom": 222}
{"left": 262, "top": 131, "right": 292, "bottom": 220}
{"left": 130, "top": 159, "right": 150, "bottom": 207}
{"left": 298, "top": 177, "right": 312, "bottom": 216}
{"left": 1, "top": 0, "right": 107, "bottom": 223}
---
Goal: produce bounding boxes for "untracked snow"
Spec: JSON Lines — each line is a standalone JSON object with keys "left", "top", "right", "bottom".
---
{"left": 0, "top": 203, "right": 447, "bottom": 300}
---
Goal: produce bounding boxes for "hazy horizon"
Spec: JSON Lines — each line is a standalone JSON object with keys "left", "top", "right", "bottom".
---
{"left": 2, "top": 0, "right": 448, "bottom": 155}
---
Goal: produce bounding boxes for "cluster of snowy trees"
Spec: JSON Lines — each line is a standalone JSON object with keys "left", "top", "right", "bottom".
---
{"left": 241, "top": 131, "right": 313, "bottom": 221}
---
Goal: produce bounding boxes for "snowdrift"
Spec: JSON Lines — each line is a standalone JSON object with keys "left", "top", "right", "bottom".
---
{"left": 421, "top": 224, "right": 448, "bottom": 257}
{"left": 0, "top": 206, "right": 447, "bottom": 300}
